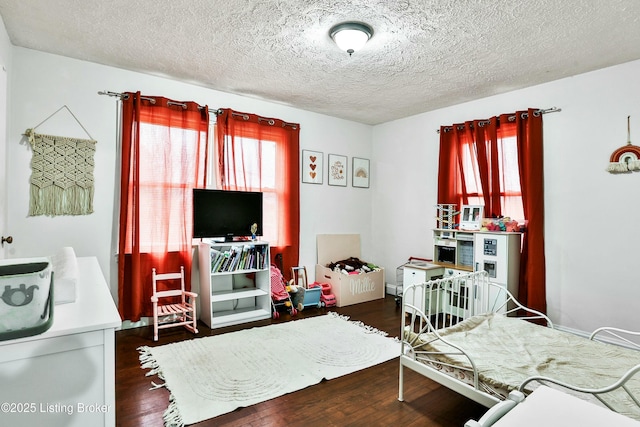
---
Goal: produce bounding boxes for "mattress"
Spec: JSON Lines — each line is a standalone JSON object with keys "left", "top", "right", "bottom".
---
{"left": 404, "top": 313, "right": 640, "bottom": 419}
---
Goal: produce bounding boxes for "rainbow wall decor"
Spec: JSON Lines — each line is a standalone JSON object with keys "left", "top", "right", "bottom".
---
{"left": 607, "top": 116, "right": 640, "bottom": 174}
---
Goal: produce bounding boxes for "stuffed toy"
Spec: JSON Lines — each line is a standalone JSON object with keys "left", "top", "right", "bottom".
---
{"left": 480, "top": 217, "right": 521, "bottom": 232}
{"left": 287, "top": 279, "right": 306, "bottom": 311}
{"left": 505, "top": 220, "right": 519, "bottom": 232}
{"left": 327, "top": 257, "right": 378, "bottom": 274}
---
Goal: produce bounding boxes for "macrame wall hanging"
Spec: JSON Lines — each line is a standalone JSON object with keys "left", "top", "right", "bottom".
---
{"left": 607, "top": 116, "right": 640, "bottom": 174}
{"left": 24, "top": 105, "right": 97, "bottom": 216}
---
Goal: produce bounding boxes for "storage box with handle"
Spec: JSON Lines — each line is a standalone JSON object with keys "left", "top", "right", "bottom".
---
{"left": 0, "top": 257, "right": 54, "bottom": 341}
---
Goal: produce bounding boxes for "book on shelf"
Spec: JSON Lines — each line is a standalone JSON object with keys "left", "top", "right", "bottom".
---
{"left": 208, "top": 243, "right": 267, "bottom": 273}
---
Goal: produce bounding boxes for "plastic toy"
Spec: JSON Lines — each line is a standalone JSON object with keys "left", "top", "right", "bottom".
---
{"left": 270, "top": 265, "right": 297, "bottom": 319}
{"left": 311, "top": 281, "right": 336, "bottom": 308}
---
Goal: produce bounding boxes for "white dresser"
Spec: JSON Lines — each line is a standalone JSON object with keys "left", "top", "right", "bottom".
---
{"left": 0, "top": 257, "right": 121, "bottom": 427}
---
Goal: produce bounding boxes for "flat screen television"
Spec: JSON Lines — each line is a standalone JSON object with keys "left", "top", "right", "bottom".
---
{"left": 193, "top": 189, "right": 263, "bottom": 241}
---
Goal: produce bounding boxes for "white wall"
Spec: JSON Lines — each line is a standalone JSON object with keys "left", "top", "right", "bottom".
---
{"left": 6, "top": 33, "right": 640, "bottom": 335}
{"left": 6, "top": 47, "right": 374, "bottom": 305}
{"left": 372, "top": 59, "right": 640, "bottom": 334}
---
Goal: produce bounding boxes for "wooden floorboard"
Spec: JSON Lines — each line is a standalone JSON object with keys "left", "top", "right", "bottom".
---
{"left": 115, "top": 295, "right": 487, "bottom": 426}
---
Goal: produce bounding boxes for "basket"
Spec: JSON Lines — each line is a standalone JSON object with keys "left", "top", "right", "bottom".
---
{"left": 0, "top": 258, "right": 54, "bottom": 341}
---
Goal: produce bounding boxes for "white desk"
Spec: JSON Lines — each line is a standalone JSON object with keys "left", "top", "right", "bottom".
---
{"left": 492, "top": 386, "right": 640, "bottom": 427}
{"left": 0, "top": 257, "right": 121, "bottom": 427}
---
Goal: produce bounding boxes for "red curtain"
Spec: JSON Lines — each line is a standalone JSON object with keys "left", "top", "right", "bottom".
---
{"left": 438, "top": 108, "right": 546, "bottom": 313}
{"left": 437, "top": 119, "right": 503, "bottom": 218}
{"left": 512, "top": 110, "right": 546, "bottom": 313}
{"left": 118, "top": 92, "right": 209, "bottom": 322}
{"left": 215, "top": 109, "right": 300, "bottom": 278}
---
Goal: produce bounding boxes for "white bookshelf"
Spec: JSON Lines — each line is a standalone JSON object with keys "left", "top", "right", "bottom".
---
{"left": 198, "top": 241, "right": 271, "bottom": 328}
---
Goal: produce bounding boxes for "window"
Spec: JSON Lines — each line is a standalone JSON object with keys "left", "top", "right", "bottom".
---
{"left": 213, "top": 109, "right": 300, "bottom": 276}
{"left": 459, "top": 133, "right": 523, "bottom": 221}
{"left": 211, "top": 129, "right": 279, "bottom": 246}
{"left": 127, "top": 122, "right": 207, "bottom": 252}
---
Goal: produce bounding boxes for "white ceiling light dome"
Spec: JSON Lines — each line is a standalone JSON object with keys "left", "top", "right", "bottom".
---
{"left": 329, "top": 22, "right": 373, "bottom": 56}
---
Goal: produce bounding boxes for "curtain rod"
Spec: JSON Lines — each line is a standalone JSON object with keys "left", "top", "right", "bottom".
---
{"left": 98, "top": 90, "right": 222, "bottom": 115}
{"left": 437, "top": 107, "right": 562, "bottom": 133}
{"left": 98, "top": 90, "right": 299, "bottom": 129}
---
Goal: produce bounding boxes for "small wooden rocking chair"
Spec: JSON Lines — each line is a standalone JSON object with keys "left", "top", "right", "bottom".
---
{"left": 151, "top": 266, "right": 198, "bottom": 341}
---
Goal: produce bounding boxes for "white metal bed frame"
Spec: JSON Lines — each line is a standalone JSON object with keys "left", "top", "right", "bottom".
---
{"left": 398, "top": 270, "right": 640, "bottom": 418}
{"left": 517, "top": 327, "right": 640, "bottom": 411}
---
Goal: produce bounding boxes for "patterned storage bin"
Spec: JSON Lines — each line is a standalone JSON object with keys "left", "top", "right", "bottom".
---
{"left": 0, "top": 258, "right": 54, "bottom": 341}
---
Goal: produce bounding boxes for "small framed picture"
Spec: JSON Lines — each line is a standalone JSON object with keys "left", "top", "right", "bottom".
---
{"left": 352, "top": 157, "right": 370, "bottom": 188}
{"left": 328, "top": 154, "right": 347, "bottom": 186}
{"left": 302, "top": 149, "right": 323, "bottom": 184}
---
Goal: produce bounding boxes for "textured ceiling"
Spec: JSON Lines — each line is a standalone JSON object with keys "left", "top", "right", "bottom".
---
{"left": 0, "top": 0, "right": 640, "bottom": 125}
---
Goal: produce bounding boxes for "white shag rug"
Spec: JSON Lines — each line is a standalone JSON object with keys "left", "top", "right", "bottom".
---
{"left": 138, "top": 312, "right": 400, "bottom": 426}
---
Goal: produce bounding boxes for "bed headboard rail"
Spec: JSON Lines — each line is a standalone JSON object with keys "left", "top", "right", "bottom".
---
{"left": 402, "top": 270, "right": 551, "bottom": 330}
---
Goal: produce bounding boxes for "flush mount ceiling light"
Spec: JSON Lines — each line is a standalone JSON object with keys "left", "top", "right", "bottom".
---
{"left": 329, "top": 22, "right": 373, "bottom": 56}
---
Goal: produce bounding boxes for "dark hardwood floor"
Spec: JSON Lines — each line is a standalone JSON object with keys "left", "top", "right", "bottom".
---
{"left": 116, "top": 295, "right": 487, "bottom": 426}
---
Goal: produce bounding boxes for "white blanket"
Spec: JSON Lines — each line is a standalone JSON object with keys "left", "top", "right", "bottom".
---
{"left": 407, "top": 314, "right": 640, "bottom": 419}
